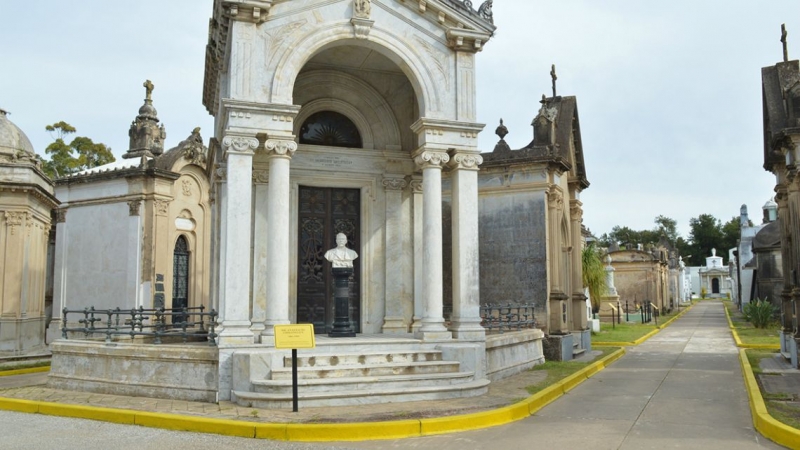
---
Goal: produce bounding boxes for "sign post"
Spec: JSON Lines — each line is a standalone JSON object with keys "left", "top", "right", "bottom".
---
{"left": 274, "top": 324, "right": 316, "bottom": 412}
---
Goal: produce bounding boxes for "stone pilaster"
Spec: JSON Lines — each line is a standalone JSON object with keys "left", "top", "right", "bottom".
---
{"left": 448, "top": 151, "right": 484, "bottom": 340}
{"left": 218, "top": 135, "right": 258, "bottom": 345}
{"left": 569, "top": 196, "right": 587, "bottom": 330}
{"left": 261, "top": 138, "right": 297, "bottom": 342}
{"left": 413, "top": 150, "right": 451, "bottom": 341}
{"left": 46, "top": 209, "right": 68, "bottom": 343}
{"left": 382, "top": 175, "right": 409, "bottom": 334}
{"left": 250, "top": 178, "right": 269, "bottom": 337}
{"left": 409, "top": 177, "right": 424, "bottom": 334}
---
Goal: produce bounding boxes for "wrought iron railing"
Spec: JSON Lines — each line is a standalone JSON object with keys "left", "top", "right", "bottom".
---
{"left": 61, "top": 306, "right": 218, "bottom": 346}
{"left": 480, "top": 303, "right": 537, "bottom": 334}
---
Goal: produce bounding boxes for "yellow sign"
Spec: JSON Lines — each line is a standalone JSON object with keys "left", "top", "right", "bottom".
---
{"left": 274, "top": 324, "right": 316, "bottom": 349}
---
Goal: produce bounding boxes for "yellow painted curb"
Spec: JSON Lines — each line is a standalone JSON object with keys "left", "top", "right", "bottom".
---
{"left": 724, "top": 304, "right": 781, "bottom": 350}
{"left": 0, "top": 348, "right": 627, "bottom": 442}
{"left": 738, "top": 349, "right": 800, "bottom": 449}
{"left": 0, "top": 366, "right": 50, "bottom": 377}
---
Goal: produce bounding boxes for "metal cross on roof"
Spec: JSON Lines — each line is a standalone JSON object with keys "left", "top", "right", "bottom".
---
{"left": 781, "top": 24, "right": 789, "bottom": 63}
{"left": 550, "top": 64, "right": 557, "bottom": 97}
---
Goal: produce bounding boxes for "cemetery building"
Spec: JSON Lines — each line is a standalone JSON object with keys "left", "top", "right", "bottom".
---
{"left": 46, "top": 0, "right": 593, "bottom": 404}
{"left": 0, "top": 109, "right": 58, "bottom": 355}
{"left": 606, "top": 246, "right": 670, "bottom": 313}
{"left": 761, "top": 33, "right": 800, "bottom": 365}
{"left": 698, "top": 249, "right": 731, "bottom": 299}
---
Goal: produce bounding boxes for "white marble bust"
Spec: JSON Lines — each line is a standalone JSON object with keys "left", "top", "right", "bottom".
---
{"left": 324, "top": 233, "right": 358, "bottom": 268}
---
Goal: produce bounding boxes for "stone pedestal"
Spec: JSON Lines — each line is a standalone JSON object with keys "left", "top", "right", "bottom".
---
{"left": 329, "top": 267, "right": 356, "bottom": 337}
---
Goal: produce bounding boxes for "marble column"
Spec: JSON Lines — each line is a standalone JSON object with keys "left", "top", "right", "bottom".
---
{"left": 218, "top": 135, "right": 258, "bottom": 345}
{"left": 261, "top": 138, "right": 297, "bottom": 342}
{"left": 409, "top": 177, "right": 424, "bottom": 334}
{"left": 250, "top": 180, "right": 269, "bottom": 337}
{"left": 382, "top": 175, "right": 409, "bottom": 334}
{"left": 448, "top": 152, "right": 485, "bottom": 340}
{"left": 46, "top": 208, "right": 68, "bottom": 343}
{"left": 414, "top": 150, "right": 451, "bottom": 341}
{"left": 569, "top": 198, "right": 587, "bottom": 330}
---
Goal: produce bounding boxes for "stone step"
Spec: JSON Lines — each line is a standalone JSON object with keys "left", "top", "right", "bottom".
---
{"left": 270, "top": 360, "right": 460, "bottom": 380}
{"left": 284, "top": 350, "right": 443, "bottom": 368}
{"left": 572, "top": 348, "right": 586, "bottom": 357}
{"left": 233, "top": 378, "right": 490, "bottom": 408}
{"left": 252, "top": 370, "right": 476, "bottom": 394}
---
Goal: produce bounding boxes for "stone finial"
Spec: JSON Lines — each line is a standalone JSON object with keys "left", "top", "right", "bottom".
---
{"left": 550, "top": 64, "right": 557, "bottom": 97}
{"left": 495, "top": 118, "right": 508, "bottom": 140}
{"left": 144, "top": 79, "right": 154, "bottom": 101}
{"left": 124, "top": 80, "right": 166, "bottom": 159}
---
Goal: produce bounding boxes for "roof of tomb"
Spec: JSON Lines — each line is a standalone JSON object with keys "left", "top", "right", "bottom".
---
{"left": 0, "top": 108, "right": 38, "bottom": 165}
{"left": 483, "top": 95, "right": 589, "bottom": 189}
{"left": 753, "top": 219, "right": 782, "bottom": 251}
{"left": 761, "top": 26, "right": 800, "bottom": 171}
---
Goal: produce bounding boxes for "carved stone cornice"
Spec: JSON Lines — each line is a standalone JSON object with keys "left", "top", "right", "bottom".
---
{"left": 154, "top": 199, "right": 171, "bottom": 217}
{"left": 408, "top": 177, "right": 423, "bottom": 194}
{"left": 449, "top": 153, "right": 483, "bottom": 170}
{"left": 382, "top": 176, "right": 408, "bottom": 191}
{"left": 222, "top": 135, "right": 259, "bottom": 155}
{"left": 414, "top": 150, "right": 450, "bottom": 170}
{"left": 128, "top": 200, "right": 142, "bottom": 217}
{"left": 4, "top": 211, "right": 28, "bottom": 235}
{"left": 252, "top": 169, "right": 269, "bottom": 184}
{"left": 264, "top": 139, "right": 298, "bottom": 158}
{"left": 221, "top": 0, "right": 273, "bottom": 24}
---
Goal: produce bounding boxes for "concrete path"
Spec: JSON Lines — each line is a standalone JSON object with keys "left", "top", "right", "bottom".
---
{"left": 339, "top": 301, "right": 785, "bottom": 449}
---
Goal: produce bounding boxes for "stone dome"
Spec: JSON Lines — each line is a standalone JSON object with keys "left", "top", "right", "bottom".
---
{"left": 0, "top": 108, "right": 36, "bottom": 159}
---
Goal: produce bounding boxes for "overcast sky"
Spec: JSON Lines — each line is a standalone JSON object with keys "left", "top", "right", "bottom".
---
{"left": 3, "top": 1, "right": 799, "bottom": 238}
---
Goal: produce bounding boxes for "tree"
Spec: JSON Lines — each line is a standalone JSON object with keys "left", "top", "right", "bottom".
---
{"left": 41, "top": 121, "right": 114, "bottom": 179}
{"left": 685, "top": 214, "right": 724, "bottom": 266}
{"left": 598, "top": 215, "right": 680, "bottom": 249}
{"left": 582, "top": 242, "right": 607, "bottom": 314}
{"left": 654, "top": 215, "right": 679, "bottom": 247}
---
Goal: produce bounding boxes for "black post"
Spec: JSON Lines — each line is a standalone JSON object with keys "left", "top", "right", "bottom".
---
{"left": 329, "top": 267, "right": 356, "bottom": 337}
{"left": 292, "top": 348, "right": 299, "bottom": 412}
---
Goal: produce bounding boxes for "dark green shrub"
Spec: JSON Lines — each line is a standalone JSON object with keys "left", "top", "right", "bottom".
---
{"left": 743, "top": 298, "right": 777, "bottom": 329}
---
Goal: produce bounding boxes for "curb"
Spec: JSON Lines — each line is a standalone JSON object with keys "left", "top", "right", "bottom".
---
{"left": 594, "top": 303, "right": 694, "bottom": 347}
{"left": 0, "top": 349, "right": 625, "bottom": 442}
{"left": 0, "top": 366, "right": 50, "bottom": 377}
{"left": 723, "top": 304, "right": 781, "bottom": 350}
{"left": 738, "top": 349, "right": 800, "bottom": 449}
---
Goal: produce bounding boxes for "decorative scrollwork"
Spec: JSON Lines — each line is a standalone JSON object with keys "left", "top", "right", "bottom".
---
{"left": 414, "top": 150, "right": 450, "bottom": 169}
{"left": 128, "top": 200, "right": 142, "bottom": 216}
{"left": 450, "top": 153, "right": 483, "bottom": 170}
{"left": 265, "top": 139, "right": 298, "bottom": 157}
{"left": 382, "top": 177, "right": 408, "bottom": 191}
{"left": 221, "top": 135, "right": 258, "bottom": 153}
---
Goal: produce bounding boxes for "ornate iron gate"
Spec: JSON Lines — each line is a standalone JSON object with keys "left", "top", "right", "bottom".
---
{"left": 297, "top": 186, "right": 360, "bottom": 333}
{"left": 172, "top": 235, "right": 190, "bottom": 324}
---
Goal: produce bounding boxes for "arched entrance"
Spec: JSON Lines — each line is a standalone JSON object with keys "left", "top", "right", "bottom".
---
{"left": 172, "top": 235, "right": 190, "bottom": 324}
{"left": 711, "top": 277, "right": 720, "bottom": 294}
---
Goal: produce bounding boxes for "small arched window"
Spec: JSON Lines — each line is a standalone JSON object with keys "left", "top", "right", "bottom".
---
{"left": 299, "top": 111, "right": 362, "bottom": 148}
{"left": 172, "top": 236, "right": 190, "bottom": 323}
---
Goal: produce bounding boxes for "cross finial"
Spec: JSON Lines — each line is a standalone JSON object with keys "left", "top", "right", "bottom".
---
{"left": 550, "top": 64, "right": 557, "bottom": 97}
{"left": 143, "top": 80, "right": 154, "bottom": 101}
{"left": 782, "top": 24, "right": 789, "bottom": 63}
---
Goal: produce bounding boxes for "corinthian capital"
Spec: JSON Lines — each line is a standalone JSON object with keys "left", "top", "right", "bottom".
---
{"left": 222, "top": 135, "right": 258, "bottom": 154}
{"left": 449, "top": 153, "right": 483, "bottom": 170}
{"left": 414, "top": 150, "right": 450, "bottom": 170}
{"left": 265, "top": 139, "right": 298, "bottom": 158}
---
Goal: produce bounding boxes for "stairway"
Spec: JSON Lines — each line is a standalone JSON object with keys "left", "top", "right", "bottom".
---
{"left": 231, "top": 342, "right": 489, "bottom": 408}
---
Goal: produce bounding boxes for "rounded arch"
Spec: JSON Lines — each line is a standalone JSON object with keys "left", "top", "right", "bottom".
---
{"left": 270, "top": 23, "right": 437, "bottom": 117}
{"left": 293, "top": 71, "right": 403, "bottom": 150}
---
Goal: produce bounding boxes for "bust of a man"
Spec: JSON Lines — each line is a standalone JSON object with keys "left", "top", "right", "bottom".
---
{"left": 324, "top": 233, "right": 358, "bottom": 268}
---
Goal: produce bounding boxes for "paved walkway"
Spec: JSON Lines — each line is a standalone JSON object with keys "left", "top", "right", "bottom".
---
{"left": 0, "top": 301, "right": 789, "bottom": 449}
{"left": 338, "top": 301, "right": 785, "bottom": 449}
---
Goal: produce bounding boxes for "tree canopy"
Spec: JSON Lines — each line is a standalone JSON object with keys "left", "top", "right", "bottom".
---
{"left": 598, "top": 214, "right": 742, "bottom": 266}
{"left": 41, "top": 121, "right": 114, "bottom": 179}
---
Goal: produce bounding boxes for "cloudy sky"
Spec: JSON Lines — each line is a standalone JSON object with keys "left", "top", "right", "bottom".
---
{"left": 3, "top": 1, "right": 799, "bottom": 238}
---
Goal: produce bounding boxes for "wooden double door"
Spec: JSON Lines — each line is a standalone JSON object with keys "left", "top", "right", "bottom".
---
{"left": 297, "top": 186, "right": 361, "bottom": 334}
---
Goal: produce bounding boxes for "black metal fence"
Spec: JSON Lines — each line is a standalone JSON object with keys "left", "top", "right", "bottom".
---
{"left": 61, "top": 306, "right": 218, "bottom": 346}
{"left": 480, "top": 303, "right": 537, "bottom": 334}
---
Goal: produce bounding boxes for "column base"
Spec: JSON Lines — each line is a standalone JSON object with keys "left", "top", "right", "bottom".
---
{"left": 449, "top": 319, "right": 485, "bottom": 341}
{"left": 217, "top": 323, "right": 254, "bottom": 346}
{"left": 410, "top": 316, "right": 423, "bottom": 334}
{"left": 382, "top": 317, "right": 409, "bottom": 334}
{"left": 415, "top": 320, "right": 452, "bottom": 341}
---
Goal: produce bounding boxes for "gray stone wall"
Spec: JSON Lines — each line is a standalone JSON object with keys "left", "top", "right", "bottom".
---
{"left": 477, "top": 192, "right": 548, "bottom": 312}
